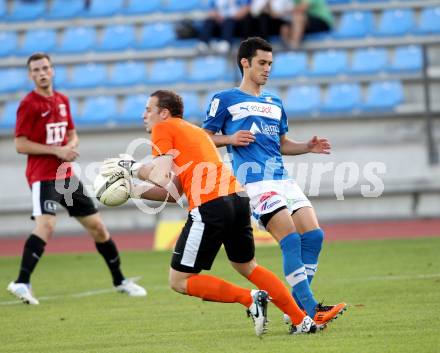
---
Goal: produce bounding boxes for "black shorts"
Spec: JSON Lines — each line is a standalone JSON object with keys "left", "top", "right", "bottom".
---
{"left": 305, "top": 15, "right": 331, "bottom": 34}
{"left": 31, "top": 177, "right": 98, "bottom": 219}
{"left": 171, "top": 193, "right": 255, "bottom": 273}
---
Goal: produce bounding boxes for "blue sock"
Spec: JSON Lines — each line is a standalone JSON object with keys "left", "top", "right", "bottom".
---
{"left": 301, "top": 228, "right": 324, "bottom": 284}
{"left": 280, "top": 232, "right": 318, "bottom": 317}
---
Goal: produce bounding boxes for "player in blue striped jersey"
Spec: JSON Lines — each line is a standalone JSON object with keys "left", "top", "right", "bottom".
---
{"left": 203, "top": 37, "right": 346, "bottom": 327}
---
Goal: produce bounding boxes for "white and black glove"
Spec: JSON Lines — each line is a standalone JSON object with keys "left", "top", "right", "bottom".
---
{"left": 100, "top": 154, "right": 142, "bottom": 181}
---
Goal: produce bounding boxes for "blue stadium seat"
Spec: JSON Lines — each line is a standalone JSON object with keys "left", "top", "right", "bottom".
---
{"left": 271, "top": 52, "right": 307, "bottom": 78}
{"left": 310, "top": 50, "right": 347, "bottom": 76}
{"left": 0, "top": 68, "right": 27, "bottom": 93}
{"left": 162, "top": 0, "right": 201, "bottom": 12}
{"left": 361, "top": 81, "right": 404, "bottom": 111}
{"left": 358, "top": 0, "right": 389, "bottom": 2}
{"left": 188, "top": 56, "right": 228, "bottom": 82}
{"left": 376, "top": 9, "right": 414, "bottom": 37}
{"left": 84, "top": 0, "right": 124, "bottom": 17}
{"left": 54, "top": 65, "right": 68, "bottom": 89}
{"left": 6, "top": 0, "right": 46, "bottom": 21}
{"left": 77, "top": 96, "right": 117, "bottom": 125}
{"left": 334, "top": 11, "right": 374, "bottom": 39}
{"left": 326, "top": 0, "right": 350, "bottom": 4}
{"left": 389, "top": 45, "right": 422, "bottom": 73}
{"left": 181, "top": 92, "right": 202, "bottom": 124}
{"left": 321, "top": 83, "right": 361, "bottom": 113}
{"left": 98, "top": 25, "right": 136, "bottom": 52}
{"left": 123, "top": 0, "right": 161, "bottom": 15}
{"left": 350, "top": 47, "right": 388, "bottom": 75}
{"left": 117, "top": 94, "right": 145, "bottom": 124}
{"left": 0, "top": 100, "right": 20, "bottom": 130}
{"left": 47, "top": 0, "right": 83, "bottom": 20}
{"left": 67, "top": 63, "right": 107, "bottom": 89}
{"left": 284, "top": 85, "right": 320, "bottom": 116}
{"left": 19, "top": 29, "right": 57, "bottom": 56}
{"left": 0, "top": 31, "right": 18, "bottom": 57}
{"left": 137, "top": 23, "right": 176, "bottom": 49}
{"left": 417, "top": 7, "right": 440, "bottom": 35}
{"left": 149, "top": 59, "right": 186, "bottom": 84}
{"left": 0, "top": 0, "right": 6, "bottom": 18}
{"left": 108, "top": 62, "right": 146, "bottom": 87}
{"left": 68, "top": 98, "right": 79, "bottom": 119}
{"left": 57, "top": 27, "right": 96, "bottom": 54}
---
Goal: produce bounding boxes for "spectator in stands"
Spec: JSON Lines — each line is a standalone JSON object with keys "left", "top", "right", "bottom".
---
{"left": 250, "top": 0, "right": 293, "bottom": 40}
{"left": 286, "top": 0, "right": 334, "bottom": 48}
{"left": 197, "top": 0, "right": 252, "bottom": 54}
{"left": 7, "top": 53, "right": 146, "bottom": 305}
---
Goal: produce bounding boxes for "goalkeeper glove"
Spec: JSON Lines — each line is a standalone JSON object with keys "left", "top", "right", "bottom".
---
{"left": 101, "top": 154, "right": 142, "bottom": 179}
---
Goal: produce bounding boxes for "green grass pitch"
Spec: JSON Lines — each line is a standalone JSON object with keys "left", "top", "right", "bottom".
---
{"left": 1, "top": 237, "right": 439, "bottom": 353}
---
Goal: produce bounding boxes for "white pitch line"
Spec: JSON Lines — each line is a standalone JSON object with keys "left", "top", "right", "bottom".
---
{"left": 1, "top": 276, "right": 143, "bottom": 306}
{"left": 337, "top": 273, "right": 440, "bottom": 283}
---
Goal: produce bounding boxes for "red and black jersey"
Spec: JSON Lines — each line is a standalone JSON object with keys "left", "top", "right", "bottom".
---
{"left": 15, "top": 90, "right": 75, "bottom": 185}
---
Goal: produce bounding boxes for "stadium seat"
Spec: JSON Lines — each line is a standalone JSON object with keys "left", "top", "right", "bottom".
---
{"left": 417, "top": 7, "right": 440, "bottom": 35}
{"left": 0, "top": 100, "right": 19, "bottom": 129}
{"left": 180, "top": 92, "right": 202, "bottom": 124}
{"left": 68, "top": 98, "right": 79, "bottom": 119}
{"left": 284, "top": 85, "right": 320, "bottom": 116}
{"left": 54, "top": 65, "right": 68, "bottom": 89}
{"left": 108, "top": 62, "right": 146, "bottom": 87}
{"left": 0, "top": 0, "right": 6, "bottom": 18}
{"left": 310, "top": 50, "right": 347, "bottom": 76}
{"left": 137, "top": 23, "right": 176, "bottom": 49}
{"left": 123, "top": 0, "right": 161, "bottom": 15}
{"left": 77, "top": 96, "right": 117, "bottom": 125}
{"left": 66, "top": 63, "right": 107, "bottom": 89}
{"left": 389, "top": 45, "right": 422, "bottom": 73}
{"left": 321, "top": 83, "right": 361, "bottom": 114}
{"left": 188, "top": 56, "right": 229, "bottom": 82}
{"left": 162, "top": 0, "right": 201, "bottom": 12}
{"left": 6, "top": 0, "right": 46, "bottom": 21}
{"left": 361, "top": 81, "right": 404, "bottom": 111}
{"left": 148, "top": 59, "right": 186, "bottom": 84}
{"left": 98, "top": 25, "right": 136, "bottom": 52}
{"left": 47, "top": 0, "right": 83, "bottom": 20}
{"left": 357, "top": 0, "right": 389, "bottom": 2}
{"left": 57, "top": 27, "right": 96, "bottom": 54}
{"left": 334, "top": 11, "right": 374, "bottom": 39}
{"left": 117, "top": 94, "right": 145, "bottom": 124}
{"left": 271, "top": 52, "right": 307, "bottom": 78}
{"left": 350, "top": 47, "right": 388, "bottom": 75}
{"left": 19, "top": 29, "right": 57, "bottom": 56}
{"left": 326, "top": 0, "right": 350, "bottom": 4}
{"left": 0, "top": 31, "right": 17, "bottom": 57}
{"left": 376, "top": 9, "right": 414, "bottom": 37}
{"left": 0, "top": 68, "right": 28, "bottom": 93}
{"left": 84, "top": 0, "right": 124, "bottom": 17}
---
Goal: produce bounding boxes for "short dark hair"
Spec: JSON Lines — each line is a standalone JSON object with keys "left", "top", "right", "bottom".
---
{"left": 150, "top": 90, "right": 184, "bottom": 118}
{"left": 27, "top": 52, "right": 52, "bottom": 69}
{"left": 237, "top": 37, "right": 272, "bottom": 76}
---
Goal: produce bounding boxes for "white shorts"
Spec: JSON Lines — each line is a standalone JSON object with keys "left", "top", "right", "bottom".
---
{"left": 245, "top": 179, "right": 312, "bottom": 229}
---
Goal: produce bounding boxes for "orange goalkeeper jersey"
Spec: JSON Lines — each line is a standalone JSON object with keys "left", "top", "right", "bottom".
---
{"left": 151, "top": 117, "right": 242, "bottom": 209}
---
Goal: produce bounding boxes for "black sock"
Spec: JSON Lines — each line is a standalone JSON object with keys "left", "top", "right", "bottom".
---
{"left": 16, "top": 234, "right": 46, "bottom": 284}
{"left": 95, "top": 239, "right": 125, "bottom": 286}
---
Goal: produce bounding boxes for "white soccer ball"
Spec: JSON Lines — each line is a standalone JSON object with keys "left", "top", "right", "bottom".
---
{"left": 93, "top": 174, "right": 130, "bottom": 207}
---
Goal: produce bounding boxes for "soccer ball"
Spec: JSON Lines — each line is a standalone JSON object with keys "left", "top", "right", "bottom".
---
{"left": 93, "top": 174, "right": 130, "bottom": 207}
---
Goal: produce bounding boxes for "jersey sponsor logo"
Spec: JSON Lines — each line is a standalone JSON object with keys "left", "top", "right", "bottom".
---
{"left": 249, "top": 122, "right": 262, "bottom": 134}
{"left": 59, "top": 104, "right": 67, "bottom": 117}
{"left": 41, "top": 110, "right": 51, "bottom": 117}
{"left": 256, "top": 192, "right": 285, "bottom": 215}
{"left": 46, "top": 122, "right": 68, "bottom": 145}
{"left": 209, "top": 98, "right": 220, "bottom": 117}
{"left": 228, "top": 102, "right": 281, "bottom": 121}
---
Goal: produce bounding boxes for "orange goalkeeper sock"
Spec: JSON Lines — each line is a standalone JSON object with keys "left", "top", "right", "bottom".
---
{"left": 247, "top": 265, "right": 305, "bottom": 325}
{"left": 187, "top": 274, "right": 252, "bottom": 307}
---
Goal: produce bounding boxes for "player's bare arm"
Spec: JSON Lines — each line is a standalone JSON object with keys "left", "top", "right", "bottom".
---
{"left": 280, "top": 135, "right": 331, "bottom": 155}
{"left": 66, "top": 129, "right": 79, "bottom": 149}
{"left": 204, "top": 129, "right": 256, "bottom": 147}
{"left": 15, "top": 136, "right": 79, "bottom": 161}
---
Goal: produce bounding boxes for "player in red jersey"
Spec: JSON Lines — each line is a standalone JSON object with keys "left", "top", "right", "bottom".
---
{"left": 7, "top": 53, "right": 146, "bottom": 304}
